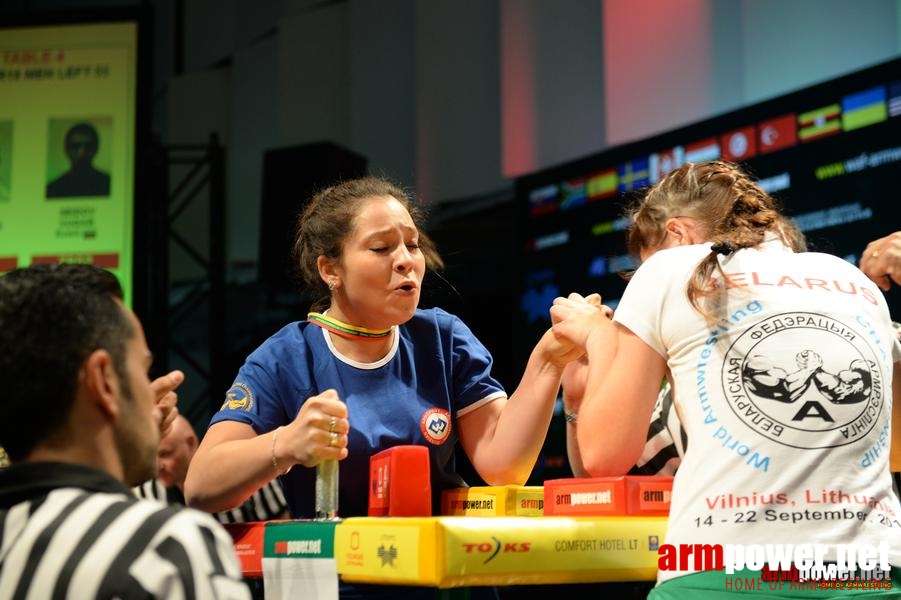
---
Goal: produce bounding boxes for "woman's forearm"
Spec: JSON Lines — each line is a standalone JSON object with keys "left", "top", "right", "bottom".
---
{"left": 184, "top": 423, "right": 281, "bottom": 513}
{"left": 459, "top": 330, "right": 568, "bottom": 484}
{"left": 576, "top": 324, "right": 664, "bottom": 476}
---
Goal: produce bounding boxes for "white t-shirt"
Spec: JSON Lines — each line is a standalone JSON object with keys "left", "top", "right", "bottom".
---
{"left": 614, "top": 238, "right": 901, "bottom": 583}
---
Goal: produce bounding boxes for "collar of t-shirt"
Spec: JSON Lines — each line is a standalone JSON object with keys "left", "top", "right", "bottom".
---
{"left": 0, "top": 461, "right": 131, "bottom": 508}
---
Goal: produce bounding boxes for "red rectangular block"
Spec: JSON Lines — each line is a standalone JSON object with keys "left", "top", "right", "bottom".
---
{"left": 368, "top": 445, "right": 431, "bottom": 516}
{"left": 222, "top": 521, "right": 267, "bottom": 578}
{"left": 627, "top": 476, "right": 673, "bottom": 516}
{"left": 543, "top": 476, "right": 673, "bottom": 517}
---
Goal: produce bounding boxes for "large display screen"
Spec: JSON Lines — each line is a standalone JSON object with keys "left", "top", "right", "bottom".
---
{"left": 0, "top": 19, "right": 140, "bottom": 304}
{"left": 514, "top": 57, "right": 901, "bottom": 373}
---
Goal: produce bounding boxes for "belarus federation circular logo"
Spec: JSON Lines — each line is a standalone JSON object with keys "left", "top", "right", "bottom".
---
{"left": 420, "top": 408, "right": 452, "bottom": 445}
{"left": 721, "top": 312, "right": 883, "bottom": 449}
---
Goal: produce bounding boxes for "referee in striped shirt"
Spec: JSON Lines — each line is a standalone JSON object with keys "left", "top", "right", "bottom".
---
{"left": 0, "top": 264, "right": 250, "bottom": 599}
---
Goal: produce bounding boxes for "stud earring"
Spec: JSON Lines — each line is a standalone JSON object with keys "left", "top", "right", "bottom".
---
{"left": 328, "top": 280, "right": 336, "bottom": 291}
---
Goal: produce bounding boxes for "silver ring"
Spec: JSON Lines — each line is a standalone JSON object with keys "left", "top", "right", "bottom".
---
{"left": 328, "top": 431, "right": 338, "bottom": 447}
{"left": 328, "top": 416, "right": 337, "bottom": 432}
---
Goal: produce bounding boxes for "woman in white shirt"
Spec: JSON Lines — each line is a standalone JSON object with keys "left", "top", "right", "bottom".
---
{"left": 553, "top": 160, "right": 901, "bottom": 598}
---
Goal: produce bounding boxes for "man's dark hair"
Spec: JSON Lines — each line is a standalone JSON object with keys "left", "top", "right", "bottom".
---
{"left": 0, "top": 264, "right": 132, "bottom": 460}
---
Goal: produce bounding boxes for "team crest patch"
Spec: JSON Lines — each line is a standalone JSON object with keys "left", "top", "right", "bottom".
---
{"left": 221, "top": 383, "right": 254, "bottom": 412}
{"left": 420, "top": 408, "right": 451, "bottom": 445}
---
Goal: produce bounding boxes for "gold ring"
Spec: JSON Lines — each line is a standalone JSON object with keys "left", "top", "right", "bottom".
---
{"left": 328, "top": 431, "right": 338, "bottom": 447}
{"left": 872, "top": 251, "right": 880, "bottom": 258}
{"left": 328, "top": 416, "right": 337, "bottom": 432}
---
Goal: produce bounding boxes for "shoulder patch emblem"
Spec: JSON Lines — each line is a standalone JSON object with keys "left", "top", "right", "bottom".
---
{"left": 221, "top": 383, "right": 254, "bottom": 412}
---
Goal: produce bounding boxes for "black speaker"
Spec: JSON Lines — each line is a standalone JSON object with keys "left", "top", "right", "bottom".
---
{"left": 258, "top": 142, "right": 367, "bottom": 298}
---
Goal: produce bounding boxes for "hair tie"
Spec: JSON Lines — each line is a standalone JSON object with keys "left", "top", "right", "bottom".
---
{"left": 711, "top": 241, "right": 735, "bottom": 256}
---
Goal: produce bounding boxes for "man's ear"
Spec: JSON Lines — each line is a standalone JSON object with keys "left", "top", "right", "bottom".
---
{"left": 82, "top": 349, "right": 120, "bottom": 419}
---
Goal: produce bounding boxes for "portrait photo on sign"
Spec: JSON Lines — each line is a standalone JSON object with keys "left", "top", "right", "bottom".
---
{"left": 45, "top": 117, "right": 112, "bottom": 199}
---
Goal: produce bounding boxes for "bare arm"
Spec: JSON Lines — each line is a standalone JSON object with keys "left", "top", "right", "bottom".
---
{"left": 551, "top": 295, "right": 667, "bottom": 475}
{"left": 562, "top": 357, "right": 590, "bottom": 477}
{"left": 184, "top": 389, "right": 349, "bottom": 512}
{"left": 556, "top": 296, "right": 617, "bottom": 477}
{"left": 456, "top": 325, "right": 583, "bottom": 486}
{"left": 184, "top": 421, "right": 278, "bottom": 511}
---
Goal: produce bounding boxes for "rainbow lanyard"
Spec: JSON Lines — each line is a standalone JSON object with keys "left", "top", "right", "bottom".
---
{"left": 307, "top": 312, "right": 393, "bottom": 341}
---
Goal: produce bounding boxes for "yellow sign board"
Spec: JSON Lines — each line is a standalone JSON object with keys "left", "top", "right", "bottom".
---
{"left": 335, "top": 516, "right": 667, "bottom": 588}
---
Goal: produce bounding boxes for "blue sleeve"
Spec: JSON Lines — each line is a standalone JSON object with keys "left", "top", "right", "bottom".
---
{"left": 209, "top": 324, "right": 316, "bottom": 434}
{"left": 445, "top": 311, "right": 506, "bottom": 410}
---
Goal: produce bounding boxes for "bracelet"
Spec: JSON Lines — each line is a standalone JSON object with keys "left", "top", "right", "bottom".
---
{"left": 564, "top": 409, "right": 578, "bottom": 424}
{"left": 271, "top": 426, "right": 292, "bottom": 475}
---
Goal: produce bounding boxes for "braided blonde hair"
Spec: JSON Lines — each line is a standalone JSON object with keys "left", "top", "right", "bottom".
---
{"left": 626, "top": 161, "right": 805, "bottom": 323}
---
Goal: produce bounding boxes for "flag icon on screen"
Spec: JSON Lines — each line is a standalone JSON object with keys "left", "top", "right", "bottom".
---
{"left": 617, "top": 158, "right": 650, "bottom": 193}
{"left": 586, "top": 169, "right": 617, "bottom": 200}
{"left": 758, "top": 114, "right": 797, "bottom": 154}
{"left": 650, "top": 147, "right": 684, "bottom": 182}
{"left": 559, "top": 178, "right": 587, "bottom": 210}
{"left": 842, "top": 86, "right": 887, "bottom": 131}
{"left": 889, "top": 81, "right": 901, "bottom": 117}
{"left": 528, "top": 184, "right": 558, "bottom": 217}
{"left": 684, "top": 138, "right": 720, "bottom": 164}
{"left": 798, "top": 103, "right": 841, "bottom": 142}
{"left": 720, "top": 126, "right": 757, "bottom": 161}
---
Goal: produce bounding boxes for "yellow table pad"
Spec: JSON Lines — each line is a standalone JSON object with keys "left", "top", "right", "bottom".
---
{"left": 334, "top": 516, "right": 667, "bottom": 588}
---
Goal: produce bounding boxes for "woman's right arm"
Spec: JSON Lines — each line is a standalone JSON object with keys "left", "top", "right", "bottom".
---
{"left": 554, "top": 295, "right": 616, "bottom": 477}
{"left": 184, "top": 421, "right": 280, "bottom": 512}
{"left": 551, "top": 295, "right": 667, "bottom": 476}
{"left": 184, "top": 390, "right": 349, "bottom": 513}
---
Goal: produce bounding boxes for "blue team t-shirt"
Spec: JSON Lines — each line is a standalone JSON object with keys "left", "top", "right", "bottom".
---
{"left": 210, "top": 307, "right": 506, "bottom": 517}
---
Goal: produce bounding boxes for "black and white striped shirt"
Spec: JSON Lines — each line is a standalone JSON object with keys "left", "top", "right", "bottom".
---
{"left": 0, "top": 462, "right": 250, "bottom": 599}
{"left": 133, "top": 479, "right": 288, "bottom": 523}
{"left": 629, "top": 381, "right": 686, "bottom": 477}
